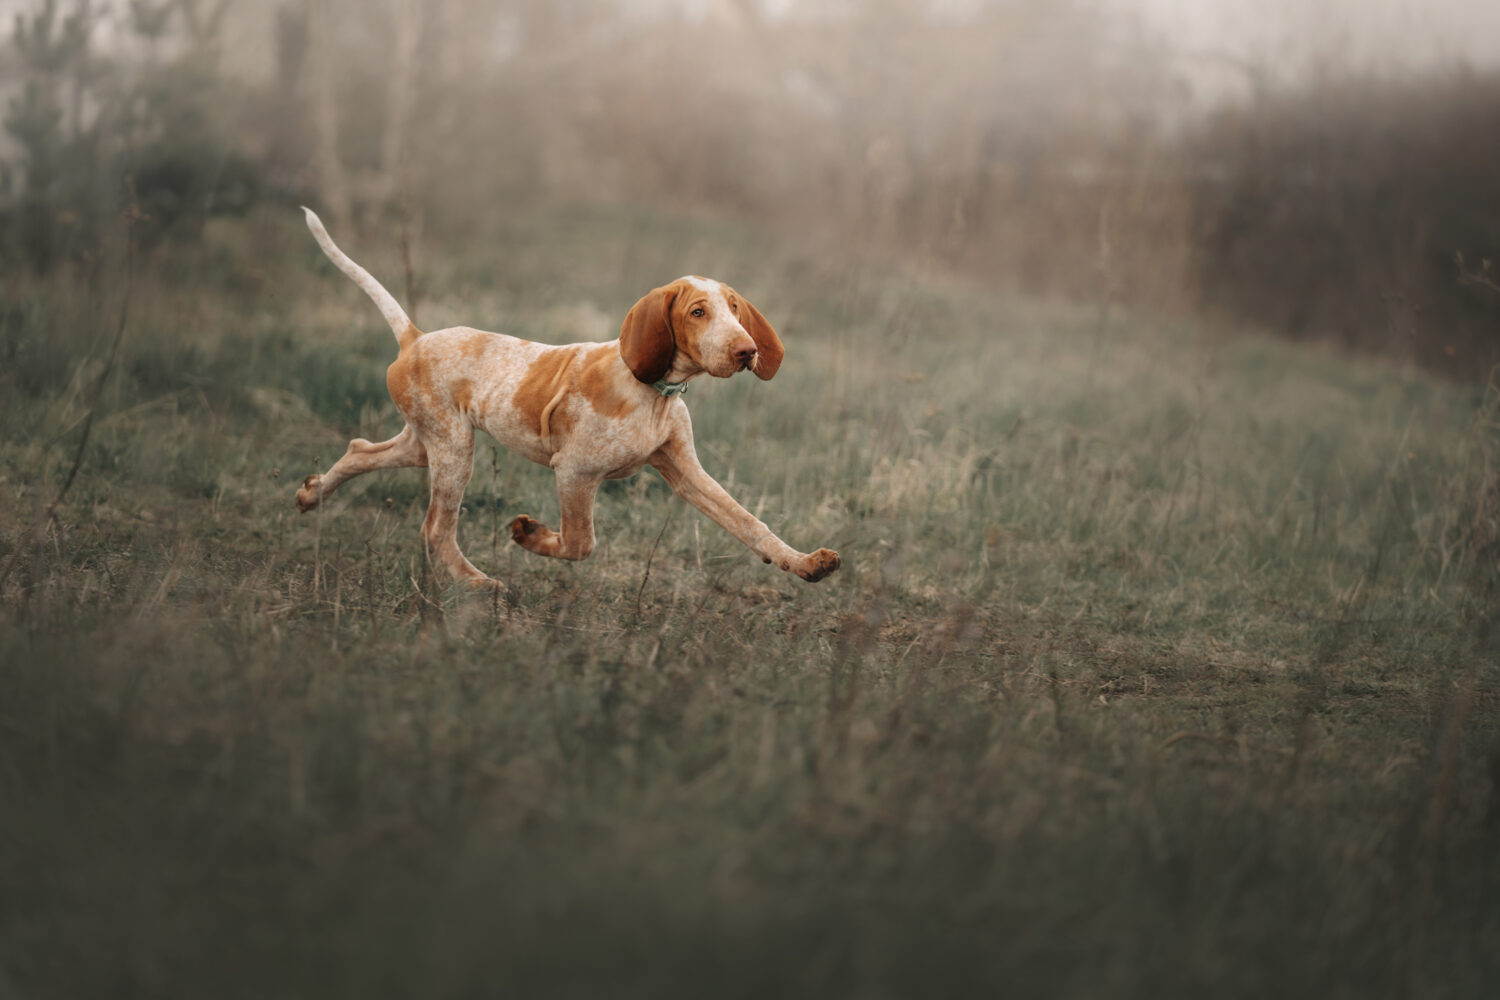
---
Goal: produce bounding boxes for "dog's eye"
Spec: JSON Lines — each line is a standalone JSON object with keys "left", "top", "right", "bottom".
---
{"left": 691, "top": 308, "right": 706, "bottom": 318}
{"left": 730, "top": 301, "right": 738, "bottom": 312}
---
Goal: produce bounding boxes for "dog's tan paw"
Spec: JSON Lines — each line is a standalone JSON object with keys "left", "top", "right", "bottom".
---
{"left": 509, "top": 515, "right": 545, "bottom": 545}
{"left": 509, "top": 514, "right": 563, "bottom": 557}
{"left": 797, "top": 548, "right": 841, "bottom": 582}
{"left": 295, "top": 474, "right": 322, "bottom": 512}
{"left": 510, "top": 515, "right": 567, "bottom": 563}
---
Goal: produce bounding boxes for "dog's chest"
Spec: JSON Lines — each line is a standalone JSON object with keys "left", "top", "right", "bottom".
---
{"left": 554, "top": 400, "right": 669, "bottom": 477}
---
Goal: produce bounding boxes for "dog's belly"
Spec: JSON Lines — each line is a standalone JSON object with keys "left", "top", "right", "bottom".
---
{"left": 489, "top": 432, "right": 554, "bottom": 467}
{"left": 564, "top": 409, "right": 666, "bottom": 479}
{"left": 474, "top": 410, "right": 554, "bottom": 467}
{"left": 558, "top": 434, "right": 654, "bottom": 478}
{"left": 604, "top": 461, "right": 647, "bottom": 480}
{"left": 474, "top": 402, "right": 654, "bottom": 475}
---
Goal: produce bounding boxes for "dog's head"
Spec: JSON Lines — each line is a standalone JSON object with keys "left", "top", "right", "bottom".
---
{"left": 618, "top": 276, "right": 784, "bottom": 385}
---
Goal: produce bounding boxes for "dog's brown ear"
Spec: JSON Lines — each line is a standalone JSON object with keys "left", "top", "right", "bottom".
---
{"left": 619, "top": 283, "right": 678, "bottom": 384}
{"left": 738, "top": 294, "right": 784, "bottom": 381}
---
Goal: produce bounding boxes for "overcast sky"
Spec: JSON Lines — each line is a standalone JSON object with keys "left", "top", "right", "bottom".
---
{"left": 1131, "top": 0, "right": 1500, "bottom": 73}
{"left": 3, "top": 0, "right": 1498, "bottom": 85}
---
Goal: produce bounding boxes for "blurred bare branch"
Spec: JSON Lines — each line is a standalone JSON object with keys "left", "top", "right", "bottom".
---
{"left": 1458, "top": 257, "right": 1500, "bottom": 297}
{"left": 304, "top": 0, "right": 348, "bottom": 227}
{"left": 178, "top": 0, "right": 233, "bottom": 47}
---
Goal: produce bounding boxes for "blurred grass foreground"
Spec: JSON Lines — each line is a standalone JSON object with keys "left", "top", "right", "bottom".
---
{"left": 2, "top": 2, "right": 1500, "bottom": 998}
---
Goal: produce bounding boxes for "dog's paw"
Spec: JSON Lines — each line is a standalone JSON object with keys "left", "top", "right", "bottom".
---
{"left": 464, "top": 575, "right": 507, "bottom": 593}
{"left": 509, "top": 515, "right": 564, "bottom": 556}
{"left": 509, "top": 515, "right": 569, "bottom": 559}
{"left": 509, "top": 515, "right": 545, "bottom": 545}
{"left": 295, "top": 474, "right": 322, "bottom": 512}
{"left": 797, "top": 548, "right": 841, "bottom": 583}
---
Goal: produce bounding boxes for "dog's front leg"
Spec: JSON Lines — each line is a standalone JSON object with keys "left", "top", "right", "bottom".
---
{"left": 509, "top": 470, "right": 601, "bottom": 561}
{"left": 649, "top": 436, "right": 840, "bottom": 582}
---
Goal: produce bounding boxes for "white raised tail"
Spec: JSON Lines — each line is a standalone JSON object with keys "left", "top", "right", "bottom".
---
{"left": 302, "top": 207, "right": 420, "bottom": 349}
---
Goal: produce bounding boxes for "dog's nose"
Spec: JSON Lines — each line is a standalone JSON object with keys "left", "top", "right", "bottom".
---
{"left": 733, "top": 343, "right": 757, "bottom": 366}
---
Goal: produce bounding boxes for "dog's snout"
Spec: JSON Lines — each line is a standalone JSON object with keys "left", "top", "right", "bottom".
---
{"left": 733, "top": 342, "right": 757, "bottom": 366}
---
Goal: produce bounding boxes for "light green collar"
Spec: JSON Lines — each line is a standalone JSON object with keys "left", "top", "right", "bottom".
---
{"left": 652, "top": 379, "right": 689, "bottom": 398}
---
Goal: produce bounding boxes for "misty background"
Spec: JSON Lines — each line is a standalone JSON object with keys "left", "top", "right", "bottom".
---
{"left": 7, "top": 6, "right": 1500, "bottom": 996}
{"left": 1, "top": 0, "right": 1498, "bottom": 374}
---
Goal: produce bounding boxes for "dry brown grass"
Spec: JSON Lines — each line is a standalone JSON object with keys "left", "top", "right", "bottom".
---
{"left": 1, "top": 206, "right": 1497, "bottom": 998}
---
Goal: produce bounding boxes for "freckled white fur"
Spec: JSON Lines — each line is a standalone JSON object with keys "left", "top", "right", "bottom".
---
{"left": 295, "top": 222, "right": 840, "bottom": 587}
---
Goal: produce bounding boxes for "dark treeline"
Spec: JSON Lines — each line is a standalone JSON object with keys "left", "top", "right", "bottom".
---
{"left": 1189, "top": 70, "right": 1500, "bottom": 378}
{"left": 1, "top": 0, "right": 1495, "bottom": 377}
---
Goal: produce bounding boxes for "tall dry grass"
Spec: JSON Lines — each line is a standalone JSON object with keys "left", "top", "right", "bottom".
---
{"left": 1, "top": 205, "right": 1497, "bottom": 997}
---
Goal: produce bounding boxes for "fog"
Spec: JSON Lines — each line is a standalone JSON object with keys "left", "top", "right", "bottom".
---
{"left": 1135, "top": 0, "right": 1500, "bottom": 74}
{"left": 4, "top": 10, "right": 1500, "bottom": 990}
{"left": 8, "top": 0, "right": 1500, "bottom": 87}
{"left": 2, "top": 0, "right": 1497, "bottom": 374}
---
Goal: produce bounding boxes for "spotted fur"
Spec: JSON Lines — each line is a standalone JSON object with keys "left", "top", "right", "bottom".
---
{"left": 295, "top": 214, "right": 840, "bottom": 587}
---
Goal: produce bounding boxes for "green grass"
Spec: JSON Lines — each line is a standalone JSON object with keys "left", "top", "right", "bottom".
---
{"left": 2, "top": 206, "right": 1498, "bottom": 999}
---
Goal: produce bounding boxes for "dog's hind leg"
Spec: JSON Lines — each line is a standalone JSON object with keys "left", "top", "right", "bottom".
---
{"left": 296, "top": 424, "right": 427, "bottom": 512}
{"left": 418, "top": 427, "right": 491, "bottom": 585}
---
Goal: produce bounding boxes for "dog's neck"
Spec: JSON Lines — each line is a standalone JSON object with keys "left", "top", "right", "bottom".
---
{"left": 612, "top": 342, "right": 704, "bottom": 397}
{"left": 653, "top": 351, "right": 707, "bottom": 396}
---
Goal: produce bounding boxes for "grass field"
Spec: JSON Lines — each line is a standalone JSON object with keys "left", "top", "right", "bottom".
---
{"left": 2, "top": 206, "right": 1498, "bottom": 998}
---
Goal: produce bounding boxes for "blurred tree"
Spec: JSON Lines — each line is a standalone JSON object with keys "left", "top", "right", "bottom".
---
{"left": 1187, "top": 70, "right": 1500, "bottom": 375}
{"left": 0, "top": 0, "right": 262, "bottom": 269}
{"left": 122, "top": 0, "right": 260, "bottom": 244}
{"left": 3, "top": 0, "right": 100, "bottom": 270}
{"left": 127, "top": 0, "right": 174, "bottom": 44}
{"left": 178, "top": 0, "right": 233, "bottom": 49}
{"left": 273, "top": 1, "right": 307, "bottom": 94}
{"left": 122, "top": 49, "right": 259, "bottom": 242}
{"left": 306, "top": 0, "right": 419, "bottom": 232}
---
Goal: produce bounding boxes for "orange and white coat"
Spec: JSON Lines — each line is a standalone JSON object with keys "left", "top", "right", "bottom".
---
{"left": 295, "top": 208, "right": 840, "bottom": 586}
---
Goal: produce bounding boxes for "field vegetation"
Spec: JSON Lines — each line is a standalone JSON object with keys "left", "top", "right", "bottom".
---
{"left": 3, "top": 1, "right": 1500, "bottom": 996}
{"left": 2, "top": 206, "right": 1498, "bottom": 997}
